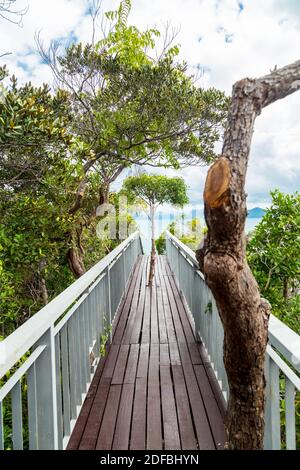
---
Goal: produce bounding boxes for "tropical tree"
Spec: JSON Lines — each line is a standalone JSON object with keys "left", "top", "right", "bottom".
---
{"left": 0, "top": 69, "right": 97, "bottom": 334}
{"left": 247, "top": 190, "right": 300, "bottom": 334}
{"left": 123, "top": 173, "right": 188, "bottom": 286}
{"left": 37, "top": 0, "right": 229, "bottom": 276}
{"left": 196, "top": 59, "right": 300, "bottom": 449}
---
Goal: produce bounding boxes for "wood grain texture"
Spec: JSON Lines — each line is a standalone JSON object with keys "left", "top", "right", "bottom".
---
{"left": 67, "top": 256, "right": 225, "bottom": 450}
{"left": 204, "top": 157, "right": 230, "bottom": 209}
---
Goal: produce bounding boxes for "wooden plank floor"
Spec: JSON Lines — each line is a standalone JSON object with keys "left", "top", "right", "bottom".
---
{"left": 67, "top": 255, "right": 226, "bottom": 451}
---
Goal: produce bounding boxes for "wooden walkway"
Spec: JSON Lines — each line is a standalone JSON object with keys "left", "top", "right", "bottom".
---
{"left": 67, "top": 255, "right": 226, "bottom": 450}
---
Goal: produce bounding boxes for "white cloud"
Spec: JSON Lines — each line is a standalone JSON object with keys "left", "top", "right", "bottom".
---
{"left": 1, "top": 0, "right": 300, "bottom": 208}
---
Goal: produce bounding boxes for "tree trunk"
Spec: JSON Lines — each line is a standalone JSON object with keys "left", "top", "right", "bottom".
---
{"left": 40, "top": 277, "right": 49, "bottom": 305}
{"left": 283, "top": 278, "right": 289, "bottom": 301}
{"left": 99, "top": 181, "right": 110, "bottom": 206}
{"left": 69, "top": 159, "right": 97, "bottom": 216}
{"left": 67, "top": 246, "right": 85, "bottom": 278}
{"left": 196, "top": 60, "right": 300, "bottom": 449}
{"left": 148, "top": 204, "right": 156, "bottom": 287}
{"left": 38, "top": 260, "right": 49, "bottom": 305}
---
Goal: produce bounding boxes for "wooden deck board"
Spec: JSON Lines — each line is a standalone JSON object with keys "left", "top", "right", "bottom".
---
{"left": 147, "top": 343, "right": 162, "bottom": 450}
{"left": 111, "top": 344, "right": 130, "bottom": 385}
{"left": 112, "top": 383, "right": 135, "bottom": 450}
{"left": 194, "top": 365, "right": 227, "bottom": 449}
{"left": 160, "top": 365, "right": 181, "bottom": 449}
{"left": 67, "top": 255, "right": 225, "bottom": 451}
{"left": 112, "top": 257, "right": 142, "bottom": 345}
{"left": 172, "top": 365, "right": 198, "bottom": 450}
{"left": 95, "top": 384, "right": 122, "bottom": 450}
{"left": 124, "top": 344, "right": 139, "bottom": 384}
{"left": 150, "top": 271, "right": 159, "bottom": 344}
{"left": 156, "top": 259, "right": 168, "bottom": 344}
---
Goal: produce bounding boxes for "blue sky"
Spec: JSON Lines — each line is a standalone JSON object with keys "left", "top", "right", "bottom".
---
{"left": 1, "top": 0, "right": 300, "bottom": 210}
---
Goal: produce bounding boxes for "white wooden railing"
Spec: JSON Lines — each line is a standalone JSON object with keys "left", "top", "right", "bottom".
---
{"left": 0, "top": 231, "right": 143, "bottom": 450}
{"left": 166, "top": 230, "right": 300, "bottom": 450}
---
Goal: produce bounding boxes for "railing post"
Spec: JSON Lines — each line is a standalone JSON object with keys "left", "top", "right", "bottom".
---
{"left": 34, "top": 326, "right": 58, "bottom": 449}
{"left": 106, "top": 265, "right": 112, "bottom": 342}
{"left": 139, "top": 233, "right": 144, "bottom": 255}
{"left": 269, "top": 360, "right": 281, "bottom": 449}
{"left": 123, "top": 247, "right": 126, "bottom": 290}
{"left": 263, "top": 355, "right": 272, "bottom": 449}
{"left": 0, "top": 402, "right": 3, "bottom": 450}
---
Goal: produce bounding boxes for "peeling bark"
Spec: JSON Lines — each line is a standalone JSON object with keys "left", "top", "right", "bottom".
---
{"left": 196, "top": 60, "right": 300, "bottom": 449}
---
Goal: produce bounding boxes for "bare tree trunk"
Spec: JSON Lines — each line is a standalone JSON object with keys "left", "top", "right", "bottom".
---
{"left": 196, "top": 60, "right": 300, "bottom": 449}
{"left": 148, "top": 204, "right": 156, "bottom": 287}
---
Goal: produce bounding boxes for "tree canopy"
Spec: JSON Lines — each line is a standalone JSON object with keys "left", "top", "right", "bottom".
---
{"left": 123, "top": 173, "right": 189, "bottom": 208}
{"left": 33, "top": 0, "right": 228, "bottom": 277}
{"left": 38, "top": 0, "right": 228, "bottom": 204}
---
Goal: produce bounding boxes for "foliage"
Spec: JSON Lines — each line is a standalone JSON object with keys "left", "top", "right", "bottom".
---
{"left": 32, "top": 0, "right": 228, "bottom": 277}
{"left": 0, "top": 68, "right": 71, "bottom": 150}
{"left": 0, "top": 174, "right": 76, "bottom": 335}
{"left": 0, "top": 185, "right": 133, "bottom": 336}
{"left": 39, "top": 0, "right": 229, "bottom": 201}
{"left": 0, "top": 69, "right": 75, "bottom": 334}
{"left": 247, "top": 190, "right": 300, "bottom": 334}
{"left": 0, "top": 63, "right": 136, "bottom": 335}
{"left": 205, "top": 301, "right": 212, "bottom": 315}
{"left": 99, "top": 316, "right": 112, "bottom": 358}
{"left": 180, "top": 217, "right": 207, "bottom": 250}
{"left": 123, "top": 174, "right": 189, "bottom": 208}
{"left": 156, "top": 218, "right": 206, "bottom": 254}
{"left": 155, "top": 232, "right": 167, "bottom": 255}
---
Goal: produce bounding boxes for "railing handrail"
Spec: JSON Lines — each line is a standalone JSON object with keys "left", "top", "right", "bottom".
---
{"left": 165, "top": 230, "right": 300, "bottom": 371}
{"left": 166, "top": 230, "right": 200, "bottom": 268}
{"left": 0, "top": 231, "right": 140, "bottom": 379}
{"left": 268, "top": 315, "right": 300, "bottom": 373}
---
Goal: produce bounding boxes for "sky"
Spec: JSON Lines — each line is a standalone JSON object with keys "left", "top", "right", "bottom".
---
{"left": 1, "top": 0, "right": 300, "bottom": 212}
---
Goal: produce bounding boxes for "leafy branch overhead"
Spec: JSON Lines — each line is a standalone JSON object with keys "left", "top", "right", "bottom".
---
{"left": 37, "top": 0, "right": 229, "bottom": 192}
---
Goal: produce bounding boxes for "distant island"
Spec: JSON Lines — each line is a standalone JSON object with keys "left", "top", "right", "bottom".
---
{"left": 247, "top": 207, "right": 266, "bottom": 218}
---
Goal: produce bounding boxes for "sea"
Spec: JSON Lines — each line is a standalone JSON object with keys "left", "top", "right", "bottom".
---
{"left": 133, "top": 211, "right": 262, "bottom": 254}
